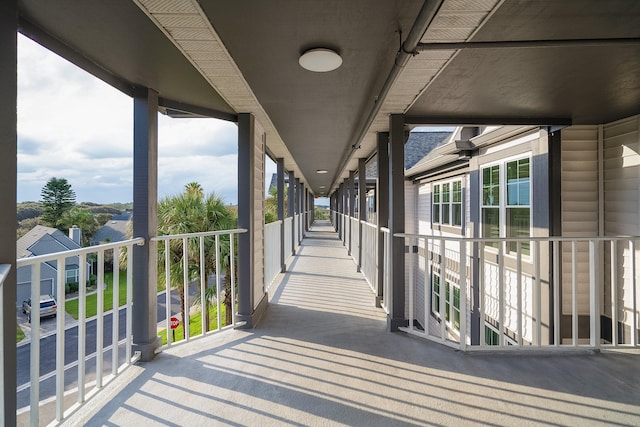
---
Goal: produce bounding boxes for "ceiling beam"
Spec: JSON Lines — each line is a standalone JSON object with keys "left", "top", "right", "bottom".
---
{"left": 158, "top": 97, "right": 237, "bottom": 122}
{"left": 415, "top": 37, "right": 640, "bottom": 52}
{"left": 404, "top": 116, "right": 572, "bottom": 126}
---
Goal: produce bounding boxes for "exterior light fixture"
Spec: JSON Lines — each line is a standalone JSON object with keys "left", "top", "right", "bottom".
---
{"left": 299, "top": 48, "right": 342, "bottom": 72}
{"left": 316, "top": 169, "right": 328, "bottom": 174}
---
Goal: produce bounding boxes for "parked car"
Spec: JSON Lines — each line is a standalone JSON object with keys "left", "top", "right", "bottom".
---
{"left": 22, "top": 295, "right": 57, "bottom": 322}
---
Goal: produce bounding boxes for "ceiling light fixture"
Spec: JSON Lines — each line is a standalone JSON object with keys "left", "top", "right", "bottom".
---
{"left": 316, "top": 169, "right": 328, "bottom": 174}
{"left": 299, "top": 48, "right": 342, "bottom": 72}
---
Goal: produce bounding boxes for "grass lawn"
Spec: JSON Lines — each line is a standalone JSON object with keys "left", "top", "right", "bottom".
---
{"left": 158, "top": 305, "right": 229, "bottom": 345}
{"left": 17, "top": 326, "right": 25, "bottom": 343}
{"left": 65, "top": 270, "right": 128, "bottom": 319}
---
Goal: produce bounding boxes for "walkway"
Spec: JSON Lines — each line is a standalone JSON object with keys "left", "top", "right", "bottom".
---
{"left": 68, "top": 221, "right": 640, "bottom": 426}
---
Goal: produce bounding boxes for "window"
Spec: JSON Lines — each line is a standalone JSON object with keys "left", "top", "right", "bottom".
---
{"left": 66, "top": 268, "right": 78, "bottom": 284}
{"left": 432, "top": 179, "right": 463, "bottom": 228}
{"left": 481, "top": 157, "right": 531, "bottom": 255}
{"left": 485, "top": 326, "right": 499, "bottom": 346}
{"left": 432, "top": 273, "right": 461, "bottom": 332}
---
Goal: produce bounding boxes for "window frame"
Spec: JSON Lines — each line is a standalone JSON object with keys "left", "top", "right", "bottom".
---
{"left": 431, "top": 272, "right": 461, "bottom": 332}
{"left": 431, "top": 178, "right": 463, "bottom": 229}
{"left": 480, "top": 154, "right": 532, "bottom": 256}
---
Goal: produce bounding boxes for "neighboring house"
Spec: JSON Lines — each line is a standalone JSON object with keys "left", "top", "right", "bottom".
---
{"left": 404, "top": 115, "right": 640, "bottom": 347}
{"left": 16, "top": 225, "right": 86, "bottom": 305}
{"left": 91, "top": 211, "right": 132, "bottom": 245}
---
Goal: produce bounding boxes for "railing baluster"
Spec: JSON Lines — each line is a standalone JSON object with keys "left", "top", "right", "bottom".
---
{"left": 165, "top": 240, "right": 172, "bottom": 346}
{"left": 589, "top": 240, "right": 600, "bottom": 349}
{"left": 408, "top": 237, "right": 415, "bottom": 332}
{"left": 200, "top": 236, "right": 206, "bottom": 335}
{"left": 553, "top": 240, "right": 560, "bottom": 346}
{"left": 215, "top": 234, "right": 222, "bottom": 331}
{"left": 30, "top": 262, "right": 41, "bottom": 425}
{"left": 479, "top": 242, "right": 485, "bottom": 347}
{"left": 55, "top": 255, "right": 65, "bottom": 422}
{"left": 112, "top": 248, "right": 120, "bottom": 376}
{"left": 572, "top": 241, "right": 578, "bottom": 346}
{"left": 96, "top": 249, "right": 104, "bottom": 389}
{"left": 231, "top": 233, "right": 236, "bottom": 326}
{"left": 630, "top": 239, "right": 637, "bottom": 347}
{"left": 439, "top": 238, "right": 446, "bottom": 341}
{"left": 126, "top": 245, "right": 133, "bottom": 363}
{"left": 611, "top": 240, "right": 618, "bottom": 345}
{"left": 517, "top": 241, "right": 523, "bottom": 347}
{"left": 423, "top": 238, "right": 429, "bottom": 339}
{"left": 534, "top": 240, "right": 541, "bottom": 346}
{"left": 459, "top": 238, "right": 467, "bottom": 350}
{"left": 183, "top": 237, "right": 190, "bottom": 341}
{"left": 498, "top": 243, "right": 504, "bottom": 347}
{"left": 77, "top": 252, "right": 86, "bottom": 404}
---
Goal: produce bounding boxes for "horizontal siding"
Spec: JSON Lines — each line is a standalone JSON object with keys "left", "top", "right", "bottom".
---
{"left": 603, "top": 115, "right": 640, "bottom": 328}
{"left": 561, "top": 126, "right": 599, "bottom": 315}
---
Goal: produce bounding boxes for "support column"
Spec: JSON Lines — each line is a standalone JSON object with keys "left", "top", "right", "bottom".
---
{"left": 277, "top": 158, "right": 286, "bottom": 272}
{"left": 388, "top": 114, "right": 407, "bottom": 331}
{"left": 299, "top": 182, "right": 303, "bottom": 242}
{"left": 357, "top": 158, "right": 366, "bottom": 272}
{"left": 348, "top": 171, "right": 355, "bottom": 255}
{"left": 0, "top": 2, "right": 18, "bottom": 422}
{"left": 295, "top": 178, "right": 301, "bottom": 245}
{"left": 237, "top": 113, "right": 267, "bottom": 328}
{"left": 337, "top": 184, "right": 343, "bottom": 237}
{"left": 288, "top": 171, "right": 295, "bottom": 255}
{"left": 376, "top": 132, "right": 389, "bottom": 307}
{"left": 132, "top": 88, "right": 161, "bottom": 361}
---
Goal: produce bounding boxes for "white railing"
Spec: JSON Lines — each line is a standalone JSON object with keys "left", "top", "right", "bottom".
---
{"left": 16, "top": 238, "right": 144, "bottom": 425}
{"left": 350, "top": 217, "right": 360, "bottom": 265}
{"left": 294, "top": 214, "right": 300, "bottom": 250}
{"left": 152, "top": 229, "right": 246, "bottom": 348}
{"left": 264, "top": 221, "right": 282, "bottom": 293}
{"left": 360, "top": 221, "right": 378, "bottom": 293}
{"left": 397, "top": 233, "right": 640, "bottom": 351}
{"left": 381, "top": 228, "right": 391, "bottom": 315}
{"left": 284, "top": 217, "right": 293, "bottom": 260}
{"left": 0, "top": 263, "right": 10, "bottom": 420}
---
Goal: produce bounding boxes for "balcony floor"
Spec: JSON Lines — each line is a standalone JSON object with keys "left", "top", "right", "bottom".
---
{"left": 69, "top": 221, "right": 640, "bottom": 426}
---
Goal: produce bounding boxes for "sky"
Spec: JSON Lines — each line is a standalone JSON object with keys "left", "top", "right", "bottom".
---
{"left": 17, "top": 34, "right": 277, "bottom": 205}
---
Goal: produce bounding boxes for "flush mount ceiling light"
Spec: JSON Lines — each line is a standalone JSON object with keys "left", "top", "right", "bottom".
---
{"left": 316, "top": 169, "right": 328, "bottom": 174}
{"left": 299, "top": 48, "right": 342, "bottom": 72}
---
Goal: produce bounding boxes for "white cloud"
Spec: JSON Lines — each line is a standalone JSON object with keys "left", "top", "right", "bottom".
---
{"left": 17, "top": 34, "right": 244, "bottom": 205}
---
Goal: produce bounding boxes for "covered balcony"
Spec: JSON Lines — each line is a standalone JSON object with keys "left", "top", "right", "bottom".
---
{"left": 1, "top": 1, "right": 640, "bottom": 425}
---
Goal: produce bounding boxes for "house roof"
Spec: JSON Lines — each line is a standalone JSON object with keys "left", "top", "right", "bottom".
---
{"left": 17, "top": 225, "right": 82, "bottom": 259}
{"left": 91, "top": 212, "right": 131, "bottom": 244}
{"left": 406, "top": 126, "right": 540, "bottom": 179}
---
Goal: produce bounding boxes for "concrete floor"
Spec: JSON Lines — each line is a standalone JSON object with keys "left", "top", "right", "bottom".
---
{"left": 65, "top": 221, "right": 640, "bottom": 426}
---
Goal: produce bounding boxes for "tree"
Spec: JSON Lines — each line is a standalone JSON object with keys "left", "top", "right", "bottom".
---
{"left": 157, "top": 183, "right": 236, "bottom": 333}
{"left": 58, "top": 207, "right": 99, "bottom": 246}
{"left": 40, "top": 177, "right": 76, "bottom": 228}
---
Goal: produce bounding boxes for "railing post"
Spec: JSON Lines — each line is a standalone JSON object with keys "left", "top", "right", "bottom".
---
{"left": 459, "top": 239, "right": 467, "bottom": 350}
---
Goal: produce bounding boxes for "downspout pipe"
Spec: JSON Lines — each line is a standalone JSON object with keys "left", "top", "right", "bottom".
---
{"left": 330, "top": 0, "right": 445, "bottom": 192}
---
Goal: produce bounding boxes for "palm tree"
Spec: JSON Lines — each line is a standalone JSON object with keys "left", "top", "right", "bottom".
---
{"left": 157, "top": 184, "right": 235, "bottom": 333}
